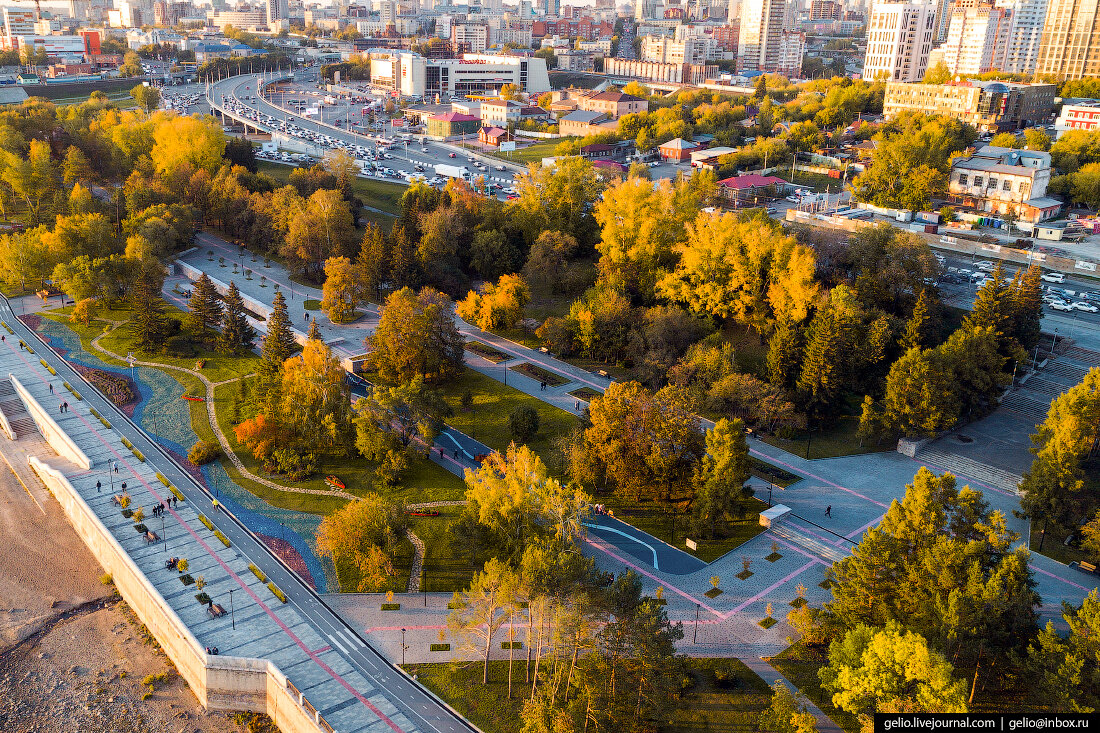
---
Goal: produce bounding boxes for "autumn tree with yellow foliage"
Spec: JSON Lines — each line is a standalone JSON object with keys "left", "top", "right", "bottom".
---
{"left": 320, "top": 255, "right": 364, "bottom": 323}
{"left": 456, "top": 273, "right": 530, "bottom": 331}
{"left": 316, "top": 493, "right": 407, "bottom": 592}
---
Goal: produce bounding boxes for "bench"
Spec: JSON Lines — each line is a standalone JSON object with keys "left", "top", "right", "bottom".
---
{"left": 596, "top": 370, "right": 610, "bottom": 378}
{"left": 1079, "top": 561, "right": 1097, "bottom": 575}
{"left": 144, "top": 530, "right": 159, "bottom": 543}
{"left": 208, "top": 604, "right": 227, "bottom": 618}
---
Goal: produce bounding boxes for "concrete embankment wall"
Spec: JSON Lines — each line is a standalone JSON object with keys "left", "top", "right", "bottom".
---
{"left": 24, "top": 424, "right": 325, "bottom": 732}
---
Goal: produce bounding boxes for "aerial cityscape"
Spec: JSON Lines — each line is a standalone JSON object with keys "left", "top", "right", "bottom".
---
{"left": 0, "top": 0, "right": 1098, "bottom": 730}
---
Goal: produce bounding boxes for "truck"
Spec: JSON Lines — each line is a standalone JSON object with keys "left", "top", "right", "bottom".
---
{"left": 435, "top": 163, "right": 472, "bottom": 181}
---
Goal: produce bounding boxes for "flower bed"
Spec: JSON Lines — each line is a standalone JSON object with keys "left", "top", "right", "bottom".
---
{"left": 71, "top": 364, "right": 137, "bottom": 407}
{"left": 509, "top": 362, "right": 568, "bottom": 387}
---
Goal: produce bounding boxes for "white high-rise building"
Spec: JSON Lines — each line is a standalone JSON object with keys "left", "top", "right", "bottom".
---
{"left": 933, "top": 0, "right": 953, "bottom": 40}
{"left": 995, "top": 0, "right": 1049, "bottom": 74}
{"left": 635, "top": 0, "right": 658, "bottom": 21}
{"left": 2, "top": 8, "right": 37, "bottom": 37}
{"left": 862, "top": 0, "right": 937, "bottom": 81}
{"left": 940, "top": 0, "right": 1011, "bottom": 75}
{"left": 738, "top": 0, "right": 785, "bottom": 72}
{"left": 267, "top": 0, "right": 289, "bottom": 27}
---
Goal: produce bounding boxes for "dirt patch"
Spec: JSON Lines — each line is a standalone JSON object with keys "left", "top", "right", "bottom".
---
{"left": 0, "top": 600, "right": 235, "bottom": 733}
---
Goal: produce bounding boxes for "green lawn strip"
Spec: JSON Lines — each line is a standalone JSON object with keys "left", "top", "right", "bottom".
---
{"left": 748, "top": 456, "right": 802, "bottom": 488}
{"left": 508, "top": 362, "right": 568, "bottom": 387}
{"left": 97, "top": 310, "right": 261, "bottom": 384}
{"left": 473, "top": 137, "right": 571, "bottom": 165}
{"left": 409, "top": 505, "right": 480, "bottom": 593}
{"left": 210, "top": 382, "right": 466, "bottom": 507}
{"left": 1029, "top": 519, "right": 1091, "bottom": 566}
{"left": 256, "top": 161, "right": 406, "bottom": 215}
{"left": 405, "top": 657, "right": 773, "bottom": 733}
{"left": 437, "top": 369, "right": 580, "bottom": 460}
{"left": 769, "top": 642, "right": 860, "bottom": 733}
{"left": 598, "top": 494, "right": 768, "bottom": 564}
{"left": 759, "top": 414, "right": 882, "bottom": 461}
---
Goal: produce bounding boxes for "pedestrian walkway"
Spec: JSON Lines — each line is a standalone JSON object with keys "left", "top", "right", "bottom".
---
{"left": 0, "top": 304, "right": 458, "bottom": 733}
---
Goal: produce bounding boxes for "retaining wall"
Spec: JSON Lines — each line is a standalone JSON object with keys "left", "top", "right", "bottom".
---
{"left": 25, "top": 435, "right": 324, "bottom": 731}
{"left": 12, "top": 373, "right": 92, "bottom": 469}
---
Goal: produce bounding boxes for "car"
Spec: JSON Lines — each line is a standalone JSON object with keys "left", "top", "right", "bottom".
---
{"left": 496, "top": 165, "right": 506, "bottom": 171}
{"left": 786, "top": 195, "right": 800, "bottom": 203}
{"left": 975, "top": 261, "right": 995, "bottom": 272}
{"left": 1049, "top": 301, "right": 1075, "bottom": 312}
{"left": 422, "top": 147, "right": 429, "bottom": 152}
{"left": 449, "top": 152, "right": 456, "bottom": 158}
{"left": 1072, "top": 301, "right": 1099, "bottom": 313}
{"left": 1041, "top": 272, "right": 1066, "bottom": 283}
{"left": 649, "top": 161, "right": 660, "bottom": 168}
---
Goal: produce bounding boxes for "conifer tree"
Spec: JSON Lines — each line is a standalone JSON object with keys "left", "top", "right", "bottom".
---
{"left": 217, "top": 282, "right": 255, "bottom": 355}
{"left": 261, "top": 290, "right": 296, "bottom": 365}
{"left": 133, "top": 271, "right": 168, "bottom": 348}
{"left": 358, "top": 222, "right": 390, "bottom": 302}
{"left": 186, "top": 273, "right": 222, "bottom": 340}
{"left": 306, "top": 316, "right": 322, "bottom": 341}
{"left": 902, "top": 289, "right": 931, "bottom": 351}
{"left": 692, "top": 418, "right": 752, "bottom": 539}
{"left": 767, "top": 319, "right": 803, "bottom": 389}
{"left": 797, "top": 308, "right": 847, "bottom": 415}
{"left": 1009, "top": 265, "right": 1043, "bottom": 351}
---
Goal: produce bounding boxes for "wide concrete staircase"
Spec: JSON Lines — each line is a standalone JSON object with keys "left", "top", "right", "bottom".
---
{"left": 768, "top": 515, "right": 851, "bottom": 564}
{"left": 0, "top": 378, "right": 34, "bottom": 439}
{"left": 914, "top": 448, "right": 1023, "bottom": 495}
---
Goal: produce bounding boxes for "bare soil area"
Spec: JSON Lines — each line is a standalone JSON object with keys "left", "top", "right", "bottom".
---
{"left": 0, "top": 461, "right": 253, "bottom": 732}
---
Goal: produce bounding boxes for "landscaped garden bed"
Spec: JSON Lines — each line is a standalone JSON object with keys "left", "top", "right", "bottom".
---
{"left": 464, "top": 340, "right": 510, "bottom": 363}
{"left": 71, "top": 364, "right": 136, "bottom": 407}
{"left": 509, "top": 362, "right": 568, "bottom": 387}
{"left": 568, "top": 387, "right": 602, "bottom": 402}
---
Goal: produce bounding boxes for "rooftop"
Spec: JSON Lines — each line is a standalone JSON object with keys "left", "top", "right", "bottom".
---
{"left": 718, "top": 174, "right": 788, "bottom": 189}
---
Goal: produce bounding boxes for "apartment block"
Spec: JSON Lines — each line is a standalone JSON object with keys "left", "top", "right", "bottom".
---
{"left": 940, "top": 0, "right": 1011, "bottom": 75}
{"left": 883, "top": 79, "right": 1056, "bottom": 132}
{"left": 862, "top": 0, "right": 936, "bottom": 82}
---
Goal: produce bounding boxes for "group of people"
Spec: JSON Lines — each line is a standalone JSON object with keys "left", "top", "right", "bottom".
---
{"left": 164, "top": 557, "right": 181, "bottom": 570}
{"left": 204, "top": 646, "right": 220, "bottom": 655}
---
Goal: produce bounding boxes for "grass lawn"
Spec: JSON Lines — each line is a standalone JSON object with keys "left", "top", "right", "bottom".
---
{"left": 760, "top": 414, "right": 883, "bottom": 461}
{"left": 1029, "top": 519, "right": 1093, "bottom": 567}
{"left": 768, "top": 642, "right": 860, "bottom": 733}
{"left": 439, "top": 369, "right": 582, "bottom": 463}
{"left": 599, "top": 494, "right": 768, "bottom": 564}
{"left": 476, "top": 138, "right": 571, "bottom": 166}
{"left": 405, "top": 657, "right": 773, "bottom": 733}
{"left": 410, "top": 505, "right": 480, "bottom": 593}
{"left": 255, "top": 161, "right": 407, "bottom": 215}
{"left": 211, "top": 382, "right": 466, "bottom": 510}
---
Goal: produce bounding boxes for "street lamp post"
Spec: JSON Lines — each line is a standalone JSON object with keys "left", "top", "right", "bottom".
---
{"left": 401, "top": 628, "right": 406, "bottom": 665}
{"left": 693, "top": 603, "right": 699, "bottom": 643}
{"left": 229, "top": 588, "right": 235, "bottom": 630}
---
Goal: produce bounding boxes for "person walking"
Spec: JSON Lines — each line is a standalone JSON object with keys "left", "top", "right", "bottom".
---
{"left": 825, "top": 505, "right": 832, "bottom": 518}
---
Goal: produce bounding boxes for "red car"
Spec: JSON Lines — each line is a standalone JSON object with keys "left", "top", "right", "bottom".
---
{"left": 448, "top": 153, "right": 456, "bottom": 158}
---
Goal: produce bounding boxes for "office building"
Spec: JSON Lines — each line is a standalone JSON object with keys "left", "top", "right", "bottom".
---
{"left": 451, "top": 22, "right": 488, "bottom": 53}
{"left": 641, "top": 35, "right": 713, "bottom": 64}
{"left": 738, "top": 0, "right": 785, "bottom": 72}
{"left": 1054, "top": 99, "right": 1100, "bottom": 137}
{"left": 635, "top": 0, "right": 659, "bottom": 20}
{"left": 996, "top": 0, "right": 1048, "bottom": 74}
{"left": 1035, "top": 0, "right": 1100, "bottom": 78}
{"left": 370, "top": 53, "right": 551, "bottom": 98}
{"left": 2, "top": 8, "right": 37, "bottom": 37}
{"left": 862, "top": 0, "right": 937, "bottom": 81}
{"left": 939, "top": 0, "right": 1011, "bottom": 75}
{"left": 883, "top": 79, "right": 1056, "bottom": 131}
{"left": 933, "top": 0, "right": 952, "bottom": 40}
{"left": 604, "top": 56, "right": 718, "bottom": 83}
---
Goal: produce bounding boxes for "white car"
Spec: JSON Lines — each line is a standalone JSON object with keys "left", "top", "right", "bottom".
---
{"left": 1049, "top": 301, "right": 1074, "bottom": 312}
{"left": 649, "top": 161, "right": 660, "bottom": 168}
{"left": 1072, "top": 301, "right": 1099, "bottom": 313}
{"left": 1041, "top": 272, "right": 1066, "bottom": 283}
{"left": 975, "top": 261, "right": 995, "bottom": 272}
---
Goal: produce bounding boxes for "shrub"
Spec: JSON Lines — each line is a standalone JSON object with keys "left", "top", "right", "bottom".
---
{"left": 170, "top": 486, "right": 184, "bottom": 502}
{"left": 430, "top": 643, "right": 450, "bottom": 652}
{"left": 267, "top": 582, "right": 287, "bottom": 603}
{"left": 214, "top": 529, "right": 231, "bottom": 547}
{"left": 99, "top": 573, "right": 113, "bottom": 585}
{"left": 132, "top": 448, "right": 145, "bottom": 462}
{"left": 198, "top": 514, "right": 214, "bottom": 531}
{"left": 71, "top": 365, "right": 134, "bottom": 406}
{"left": 120, "top": 437, "right": 133, "bottom": 450}
{"left": 249, "top": 563, "right": 267, "bottom": 583}
{"left": 156, "top": 472, "right": 169, "bottom": 486}
{"left": 177, "top": 558, "right": 189, "bottom": 573}
{"left": 270, "top": 448, "right": 316, "bottom": 481}
{"left": 187, "top": 440, "right": 221, "bottom": 466}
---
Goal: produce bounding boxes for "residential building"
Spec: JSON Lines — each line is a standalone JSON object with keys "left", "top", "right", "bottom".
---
{"left": 933, "top": 0, "right": 953, "bottom": 40}
{"left": 776, "top": 30, "right": 805, "bottom": 78}
{"left": 558, "top": 109, "right": 611, "bottom": 136}
{"left": 640, "top": 35, "right": 713, "bottom": 64}
{"left": 369, "top": 53, "right": 551, "bottom": 98}
{"left": 947, "top": 146, "right": 1058, "bottom": 222}
{"left": 267, "top": 0, "right": 289, "bottom": 28}
{"left": 717, "top": 174, "right": 790, "bottom": 206}
{"left": 939, "top": 0, "right": 1011, "bottom": 75}
{"left": 862, "top": 0, "right": 937, "bottom": 82}
{"left": 658, "top": 137, "right": 699, "bottom": 161}
{"left": 604, "top": 56, "right": 717, "bottom": 84}
{"left": 1035, "top": 0, "right": 1100, "bottom": 78}
{"left": 810, "top": 0, "right": 842, "bottom": 19}
{"left": 207, "top": 10, "right": 267, "bottom": 29}
{"left": 1054, "top": 99, "right": 1100, "bottom": 137}
{"left": 635, "top": 0, "right": 658, "bottom": 21}
{"left": 478, "top": 125, "right": 514, "bottom": 146}
{"left": 555, "top": 49, "right": 596, "bottom": 70}
{"left": 738, "top": 0, "right": 785, "bottom": 72}
{"left": 2, "top": 9, "right": 36, "bottom": 38}
{"left": 451, "top": 22, "right": 488, "bottom": 53}
{"left": 577, "top": 90, "right": 647, "bottom": 118}
{"left": 480, "top": 98, "right": 522, "bottom": 126}
{"left": 882, "top": 80, "right": 1056, "bottom": 131}
{"left": 996, "top": 0, "right": 1048, "bottom": 74}
{"left": 426, "top": 111, "right": 481, "bottom": 137}
{"left": 710, "top": 22, "right": 739, "bottom": 52}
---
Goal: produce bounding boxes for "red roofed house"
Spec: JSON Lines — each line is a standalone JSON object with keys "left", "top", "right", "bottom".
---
{"left": 479, "top": 126, "right": 515, "bottom": 147}
{"left": 717, "top": 174, "right": 789, "bottom": 207}
{"left": 658, "top": 137, "right": 699, "bottom": 162}
{"left": 427, "top": 112, "right": 481, "bottom": 139}
{"left": 592, "top": 159, "right": 628, "bottom": 177}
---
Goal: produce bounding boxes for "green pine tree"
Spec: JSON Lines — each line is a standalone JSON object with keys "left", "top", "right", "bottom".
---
{"left": 902, "top": 289, "right": 931, "bottom": 351}
{"left": 217, "top": 282, "right": 256, "bottom": 355}
{"left": 1009, "top": 265, "right": 1043, "bottom": 351}
{"left": 964, "top": 265, "right": 1009, "bottom": 340}
{"left": 257, "top": 290, "right": 296, "bottom": 405}
{"left": 358, "top": 223, "right": 390, "bottom": 302}
{"left": 132, "top": 272, "right": 168, "bottom": 349}
{"left": 306, "top": 317, "right": 322, "bottom": 341}
{"left": 692, "top": 418, "right": 752, "bottom": 540}
{"left": 796, "top": 308, "right": 847, "bottom": 416}
{"left": 767, "top": 319, "right": 803, "bottom": 389}
{"left": 186, "top": 273, "right": 222, "bottom": 340}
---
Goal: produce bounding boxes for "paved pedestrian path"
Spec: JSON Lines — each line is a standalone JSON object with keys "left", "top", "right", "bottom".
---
{"left": 0, "top": 301, "right": 478, "bottom": 733}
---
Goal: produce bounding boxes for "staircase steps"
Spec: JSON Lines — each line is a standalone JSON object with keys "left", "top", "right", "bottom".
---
{"left": 915, "top": 448, "right": 1023, "bottom": 495}
{"left": 0, "top": 378, "right": 35, "bottom": 440}
{"left": 1000, "top": 392, "right": 1052, "bottom": 423}
{"left": 769, "top": 519, "right": 850, "bottom": 564}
